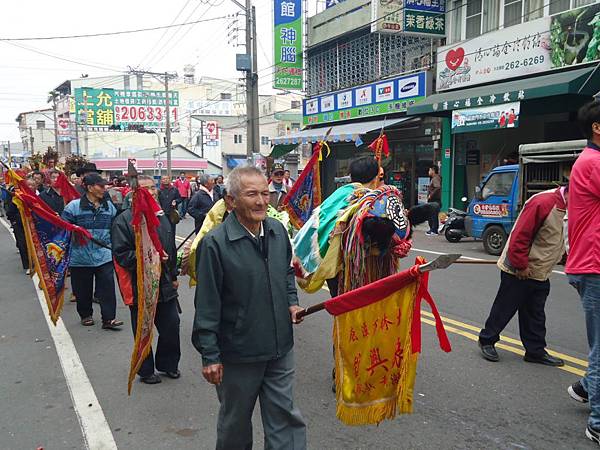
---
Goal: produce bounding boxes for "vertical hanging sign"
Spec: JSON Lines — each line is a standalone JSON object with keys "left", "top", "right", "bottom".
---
{"left": 273, "top": 0, "right": 303, "bottom": 90}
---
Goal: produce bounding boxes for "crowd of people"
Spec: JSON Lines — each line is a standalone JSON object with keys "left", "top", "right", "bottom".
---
{"left": 4, "top": 102, "right": 600, "bottom": 448}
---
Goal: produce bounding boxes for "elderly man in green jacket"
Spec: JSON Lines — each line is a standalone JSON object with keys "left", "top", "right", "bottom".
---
{"left": 192, "top": 165, "right": 306, "bottom": 450}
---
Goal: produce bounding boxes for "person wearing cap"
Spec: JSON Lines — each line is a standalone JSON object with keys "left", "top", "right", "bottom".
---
{"left": 268, "top": 163, "right": 289, "bottom": 211}
{"left": 61, "top": 173, "right": 123, "bottom": 329}
{"left": 74, "top": 163, "right": 102, "bottom": 195}
{"left": 112, "top": 175, "right": 181, "bottom": 384}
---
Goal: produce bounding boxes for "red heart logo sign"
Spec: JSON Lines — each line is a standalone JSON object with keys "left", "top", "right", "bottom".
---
{"left": 446, "top": 48, "right": 465, "bottom": 71}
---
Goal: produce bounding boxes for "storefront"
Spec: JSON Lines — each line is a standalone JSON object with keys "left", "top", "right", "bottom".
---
{"left": 408, "top": 2, "right": 600, "bottom": 210}
{"left": 271, "top": 71, "right": 443, "bottom": 207}
{"left": 409, "top": 69, "right": 600, "bottom": 210}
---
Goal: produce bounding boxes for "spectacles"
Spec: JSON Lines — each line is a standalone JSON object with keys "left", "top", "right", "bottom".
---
{"left": 273, "top": 171, "right": 284, "bottom": 176}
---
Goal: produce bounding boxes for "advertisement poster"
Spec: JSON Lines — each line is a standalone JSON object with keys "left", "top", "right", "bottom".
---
{"left": 451, "top": 102, "right": 520, "bottom": 134}
{"left": 473, "top": 203, "right": 510, "bottom": 218}
{"left": 417, "top": 177, "right": 430, "bottom": 204}
{"left": 303, "top": 72, "right": 427, "bottom": 125}
{"left": 273, "top": 0, "right": 303, "bottom": 90}
{"left": 371, "top": 0, "right": 404, "bottom": 33}
{"left": 74, "top": 88, "right": 179, "bottom": 130}
{"left": 437, "top": 2, "right": 600, "bottom": 91}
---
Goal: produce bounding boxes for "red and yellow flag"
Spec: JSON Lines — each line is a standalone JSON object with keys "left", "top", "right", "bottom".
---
{"left": 325, "top": 258, "right": 451, "bottom": 425}
{"left": 128, "top": 187, "right": 165, "bottom": 394}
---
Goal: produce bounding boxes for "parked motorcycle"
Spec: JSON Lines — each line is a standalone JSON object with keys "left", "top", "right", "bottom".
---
{"left": 440, "top": 198, "right": 468, "bottom": 243}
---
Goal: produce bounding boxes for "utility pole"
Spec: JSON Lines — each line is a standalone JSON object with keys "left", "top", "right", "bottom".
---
{"left": 200, "top": 120, "right": 205, "bottom": 159}
{"left": 251, "top": 5, "right": 260, "bottom": 155}
{"left": 164, "top": 71, "right": 173, "bottom": 178}
{"left": 237, "top": 0, "right": 260, "bottom": 163}
{"left": 29, "top": 126, "right": 34, "bottom": 155}
{"left": 74, "top": 113, "right": 81, "bottom": 156}
{"left": 83, "top": 90, "right": 89, "bottom": 157}
{"left": 128, "top": 68, "right": 177, "bottom": 178}
{"left": 50, "top": 92, "right": 59, "bottom": 156}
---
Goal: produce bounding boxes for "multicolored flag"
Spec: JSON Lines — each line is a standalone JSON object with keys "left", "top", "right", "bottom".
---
{"left": 6, "top": 167, "right": 92, "bottom": 325}
{"left": 127, "top": 187, "right": 165, "bottom": 394}
{"left": 282, "top": 142, "right": 326, "bottom": 229}
{"left": 325, "top": 258, "right": 451, "bottom": 425}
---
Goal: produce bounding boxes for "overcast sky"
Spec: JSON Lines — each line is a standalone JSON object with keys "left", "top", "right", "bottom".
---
{"left": 0, "top": 0, "right": 312, "bottom": 143}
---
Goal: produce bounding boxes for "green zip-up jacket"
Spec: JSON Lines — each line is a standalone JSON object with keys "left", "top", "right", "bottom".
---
{"left": 192, "top": 212, "right": 299, "bottom": 366}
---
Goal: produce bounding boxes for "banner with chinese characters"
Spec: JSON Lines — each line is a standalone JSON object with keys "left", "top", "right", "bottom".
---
{"left": 274, "top": 0, "right": 303, "bottom": 90}
{"left": 73, "top": 88, "right": 179, "bottom": 131}
{"left": 303, "top": 72, "right": 427, "bottom": 125}
{"left": 451, "top": 102, "right": 520, "bottom": 134}
{"left": 324, "top": 260, "right": 451, "bottom": 425}
{"left": 371, "top": 0, "right": 445, "bottom": 36}
{"left": 437, "top": 2, "right": 600, "bottom": 91}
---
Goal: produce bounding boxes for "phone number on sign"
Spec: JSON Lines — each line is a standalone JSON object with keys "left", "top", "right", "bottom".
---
{"left": 115, "top": 106, "right": 178, "bottom": 122}
{"left": 503, "top": 55, "right": 545, "bottom": 71}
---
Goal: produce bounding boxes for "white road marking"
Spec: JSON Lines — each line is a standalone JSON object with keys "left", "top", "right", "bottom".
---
{"left": 411, "top": 246, "right": 566, "bottom": 276}
{"left": 0, "top": 217, "right": 118, "bottom": 450}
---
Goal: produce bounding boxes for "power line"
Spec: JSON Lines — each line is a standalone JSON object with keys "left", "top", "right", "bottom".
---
{"left": 0, "top": 14, "right": 230, "bottom": 41}
{"left": 146, "top": 1, "right": 214, "bottom": 68}
{"left": 136, "top": 0, "right": 195, "bottom": 68}
{"left": 1, "top": 41, "right": 125, "bottom": 73}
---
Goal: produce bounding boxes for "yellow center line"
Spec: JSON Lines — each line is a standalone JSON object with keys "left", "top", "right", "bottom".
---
{"left": 421, "top": 317, "right": 586, "bottom": 377}
{"left": 420, "top": 310, "right": 588, "bottom": 369}
{"left": 319, "top": 283, "right": 587, "bottom": 372}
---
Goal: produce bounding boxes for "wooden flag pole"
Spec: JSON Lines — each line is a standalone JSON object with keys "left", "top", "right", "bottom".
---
{"left": 295, "top": 254, "right": 498, "bottom": 320}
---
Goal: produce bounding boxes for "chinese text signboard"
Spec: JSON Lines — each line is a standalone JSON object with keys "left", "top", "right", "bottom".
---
{"left": 73, "top": 88, "right": 179, "bottom": 130}
{"left": 436, "top": 2, "right": 600, "bottom": 91}
{"left": 473, "top": 203, "right": 510, "bottom": 218}
{"left": 371, "top": 0, "right": 445, "bottom": 37}
{"left": 303, "top": 72, "right": 427, "bottom": 125}
{"left": 274, "top": 0, "right": 303, "bottom": 90}
{"left": 451, "top": 102, "right": 521, "bottom": 134}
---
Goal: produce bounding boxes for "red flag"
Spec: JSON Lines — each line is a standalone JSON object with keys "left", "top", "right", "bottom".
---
{"left": 128, "top": 187, "right": 165, "bottom": 394}
{"left": 368, "top": 134, "right": 390, "bottom": 159}
{"left": 55, "top": 171, "right": 81, "bottom": 204}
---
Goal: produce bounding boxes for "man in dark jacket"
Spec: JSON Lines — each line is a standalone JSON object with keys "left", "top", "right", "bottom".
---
{"left": 187, "top": 173, "right": 215, "bottom": 231}
{"left": 158, "top": 175, "right": 181, "bottom": 232}
{"left": 192, "top": 165, "right": 306, "bottom": 450}
{"left": 6, "top": 179, "right": 36, "bottom": 272}
{"left": 112, "top": 175, "right": 181, "bottom": 385}
{"left": 39, "top": 169, "right": 65, "bottom": 215}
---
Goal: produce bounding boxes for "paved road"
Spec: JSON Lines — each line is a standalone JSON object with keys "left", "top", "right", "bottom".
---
{"left": 0, "top": 215, "right": 594, "bottom": 449}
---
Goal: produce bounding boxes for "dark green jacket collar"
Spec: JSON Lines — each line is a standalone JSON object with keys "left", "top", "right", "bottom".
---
{"left": 224, "top": 211, "right": 276, "bottom": 241}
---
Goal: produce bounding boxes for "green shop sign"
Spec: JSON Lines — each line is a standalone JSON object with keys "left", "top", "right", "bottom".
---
{"left": 403, "top": 6, "right": 445, "bottom": 37}
{"left": 273, "top": 0, "right": 302, "bottom": 90}
{"left": 73, "top": 88, "right": 179, "bottom": 130}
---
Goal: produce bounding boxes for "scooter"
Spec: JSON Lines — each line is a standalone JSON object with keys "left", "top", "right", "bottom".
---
{"left": 440, "top": 197, "right": 468, "bottom": 243}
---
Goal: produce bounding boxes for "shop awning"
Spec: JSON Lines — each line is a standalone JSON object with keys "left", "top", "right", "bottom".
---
{"left": 407, "top": 66, "right": 600, "bottom": 116}
{"left": 269, "top": 117, "right": 411, "bottom": 157}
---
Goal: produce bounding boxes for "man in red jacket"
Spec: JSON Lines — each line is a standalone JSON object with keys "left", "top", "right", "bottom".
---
{"left": 478, "top": 186, "right": 568, "bottom": 367}
{"left": 173, "top": 172, "right": 191, "bottom": 219}
{"left": 566, "top": 101, "right": 600, "bottom": 445}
